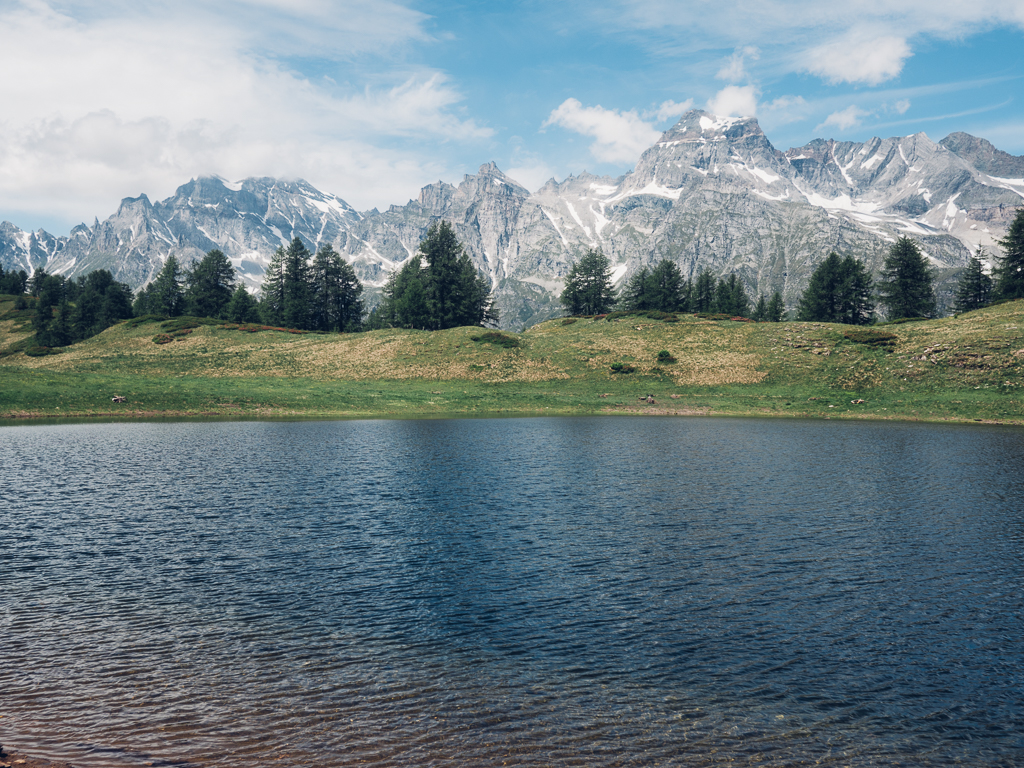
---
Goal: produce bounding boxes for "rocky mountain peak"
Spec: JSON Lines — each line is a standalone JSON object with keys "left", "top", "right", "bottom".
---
{"left": 940, "top": 132, "right": 1024, "bottom": 178}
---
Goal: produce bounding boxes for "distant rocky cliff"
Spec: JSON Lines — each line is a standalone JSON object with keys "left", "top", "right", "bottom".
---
{"left": 4, "top": 110, "right": 1023, "bottom": 328}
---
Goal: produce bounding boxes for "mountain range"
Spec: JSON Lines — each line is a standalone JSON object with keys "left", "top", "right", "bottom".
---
{"left": 3, "top": 109, "right": 1023, "bottom": 328}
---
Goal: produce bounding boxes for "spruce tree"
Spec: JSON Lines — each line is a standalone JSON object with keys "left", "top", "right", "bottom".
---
{"left": 148, "top": 256, "right": 186, "bottom": 317}
{"left": 993, "top": 207, "right": 1024, "bottom": 300}
{"left": 417, "top": 221, "right": 496, "bottom": 329}
{"left": 766, "top": 291, "right": 786, "bottom": 322}
{"left": 713, "top": 274, "right": 750, "bottom": 316}
{"left": 877, "top": 237, "right": 936, "bottom": 320}
{"left": 649, "top": 259, "right": 687, "bottom": 311}
{"left": 282, "top": 238, "right": 312, "bottom": 329}
{"left": 560, "top": 248, "right": 617, "bottom": 316}
{"left": 953, "top": 247, "right": 993, "bottom": 313}
{"left": 310, "top": 244, "right": 364, "bottom": 332}
{"left": 185, "top": 249, "right": 236, "bottom": 319}
{"left": 618, "top": 266, "right": 653, "bottom": 311}
{"left": 752, "top": 294, "right": 768, "bottom": 321}
{"left": 692, "top": 268, "right": 717, "bottom": 312}
{"left": 225, "top": 285, "right": 261, "bottom": 323}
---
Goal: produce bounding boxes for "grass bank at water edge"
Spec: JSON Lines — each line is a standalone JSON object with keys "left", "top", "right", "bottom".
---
{"left": 2, "top": 297, "right": 1022, "bottom": 424}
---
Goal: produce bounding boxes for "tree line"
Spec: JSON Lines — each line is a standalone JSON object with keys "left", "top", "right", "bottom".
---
{"left": 561, "top": 249, "right": 785, "bottom": 320}
{"left": 560, "top": 206, "right": 1024, "bottom": 323}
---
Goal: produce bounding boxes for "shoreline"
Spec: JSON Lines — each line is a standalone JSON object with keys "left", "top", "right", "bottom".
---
{"left": 2, "top": 404, "right": 1022, "bottom": 428}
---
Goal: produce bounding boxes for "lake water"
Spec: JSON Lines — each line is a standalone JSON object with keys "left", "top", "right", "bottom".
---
{"left": 1, "top": 416, "right": 1023, "bottom": 767}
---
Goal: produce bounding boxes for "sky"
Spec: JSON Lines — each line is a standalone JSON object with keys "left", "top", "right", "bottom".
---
{"left": 2, "top": 0, "right": 1024, "bottom": 234}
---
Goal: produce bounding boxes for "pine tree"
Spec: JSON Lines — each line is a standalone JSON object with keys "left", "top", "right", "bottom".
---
{"left": 713, "top": 274, "right": 750, "bottom": 316}
{"left": 877, "top": 237, "right": 937, "bottom": 320}
{"left": 560, "top": 249, "right": 617, "bottom": 315}
{"left": 993, "top": 207, "right": 1024, "bottom": 300}
{"left": 259, "top": 247, "right": 287, "bottom": 325}
{"left": 225, "top": 285, "right": 261, "bottom": 323}
{"left": 692, "top": 268, "right": 717, "bottom": 312}
{"left": 282, "top": 238, "right": 312, "bottom": 329}
{"left": 310, "top": 244, "right": 364, "bottom": 332}
{"left": 649, "top": 259, "right": 688, "bottom": 311}
{"left": 146, "top": 256, "right": 186, "bottom": 317}
{"left": 752, "top": 294, "right": 768, "bottom": 321}
{"left": 418, "top": 221, "right": 496, "bottom": 329}
{"left": 618, "top": 266, "right": 654, "bottom": 311}
{"left": 185, "top": 249, "right": 236, "bottom": 319}
{"left": 953, "top": 247, "right": 993, "bottom": 313}
{"left": 766, "top": 291, "right": 786, "bottom": 322}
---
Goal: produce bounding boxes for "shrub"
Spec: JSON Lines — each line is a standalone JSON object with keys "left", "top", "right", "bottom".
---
{"left": 656, "top": 350, "right": 677, "bottom": 363}
{"left": 843, "top": 328, "right": 898, "bottom": 348}
{"left": 561, "top": 318, "right": 577, "bottom": 326}
{"left": 152, "top": 334, "right": 174, "bottom": 344}
{"left": 610, "top": 362, "right": 636, "bottom": 373}
{"left": 470, "top": 331, "right": 520, "bottom": 348}
{"left": 24, "top": 345, "right": 63, "bottom": 357}
{"left": 693, "top": 312, "right": 734, "bottom": 321}
{"left": 124, "top": 314, "right": 167, "bottom": 329}
{"left": 878, "top": 317, "right": 929, "bottom": 326}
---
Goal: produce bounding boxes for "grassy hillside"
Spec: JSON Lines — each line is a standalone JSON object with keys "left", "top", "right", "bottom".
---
{"left": 2, "top": 295, "right": 1022, "bottom": 424}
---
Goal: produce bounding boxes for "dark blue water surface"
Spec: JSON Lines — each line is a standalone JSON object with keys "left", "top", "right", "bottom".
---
{"left": 2, "top": 417, "right": 1023, "bottom": 767}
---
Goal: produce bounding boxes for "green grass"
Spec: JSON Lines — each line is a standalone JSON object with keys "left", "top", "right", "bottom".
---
{"left": 1, "top": 297, "right": 1022, "bottom": 424}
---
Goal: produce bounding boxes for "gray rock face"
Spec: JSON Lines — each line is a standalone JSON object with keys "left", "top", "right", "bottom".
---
{"left": 3, "top": 110, "right": 1023, "bottom": 326}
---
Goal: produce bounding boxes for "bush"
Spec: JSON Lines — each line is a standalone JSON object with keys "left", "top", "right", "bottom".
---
{"left": 470, "top": 331, "right": 520, "bottom": 348}
{"left": 693, "top": 312, "right": 734, "bottom": 321}
{"left": 878, "top": 317, "right": 929, "bottom": 326}
{"left": 561, "top": 318, "right": 577, "bottom": 326}
{"left": 123, "top": 314, "right": 167, "bottom": 329}
{"left": 843, "top": 328, "right": 898, "bottom": 348}
{"left": 23, "top": 345, "right": 63, "bottom": 357}
{"left": 610, "top": 362, "right": 636, "bottom": 373}
{"left": 656, "top": 350, "right": 677, "bottom": 363}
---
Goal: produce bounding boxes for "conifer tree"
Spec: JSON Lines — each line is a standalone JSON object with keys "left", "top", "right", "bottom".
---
{"left": 225, "top": 285, "right": 261, "bottom": 323}
{"left": 560, "top": 248, "right": 617, "bottom": 316}
{"left": 797, "top": 252, "right": 874, "bottom": 324}
{"left": 953, "top": 247, "right": 993, "bottom": 313}
{"left": 766, "top": 291, "right": 786, "bottom": 322}
{"left": 185, "top": 249, "right": 236, "bottom": 319}
{"left": 877, "top": 237, "right": 936, "bottom": 320}
{"left": 140, "top": 256, "right": 186, "bottom": 317}
{"left": 618, "top": 266, "right": 654, "bottom": 311}
{"left": 310, "top": 244, "right": 364, "bottom": 332}
{"left": 713, "top": 274, "right": 750, "bottom": 316}
{"left": 752, "top": 294, "right": 768, "bottom": 321}
{"left": 692, "top": 268, "right": 717, "bottom": 312}
{"left": 993, "top": 207, "right": 1024, "bottom": 300}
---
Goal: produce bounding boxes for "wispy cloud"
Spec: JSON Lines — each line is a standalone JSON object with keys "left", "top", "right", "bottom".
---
{"left": 543, "top": 99, "right": 663, "bottom": 164}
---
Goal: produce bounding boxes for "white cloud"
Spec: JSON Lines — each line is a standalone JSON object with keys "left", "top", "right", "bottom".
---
{"left": 800, "top": 30, "right": 911, "bottom": 85}
{"left": 644, "top": 99, "right": 696, "bottom": 123}
{"left": 706, "top": 85, "right": 760, "bottom": 118}
{"left": 893, "top": 99, "right": 912, "bottom": 115}
{"left": 817, "top": 106, "right": 873, "bottom": 132}
{"left": 544, "top": 99, "right": 663, "bottom": 164}
{"left": 0, "top": 0, "right": 486, "bottom": 228}
{"left": 716, "top": 46, "right": 760, "bottom": 82}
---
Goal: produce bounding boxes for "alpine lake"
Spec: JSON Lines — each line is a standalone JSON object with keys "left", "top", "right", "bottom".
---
{"left": 2, "top": 415, "right": 1022, "bottom": 767}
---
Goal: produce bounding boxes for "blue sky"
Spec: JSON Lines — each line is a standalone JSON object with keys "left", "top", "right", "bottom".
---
{"left": 2, "top": 0, "right": 1023, "bottom": 234}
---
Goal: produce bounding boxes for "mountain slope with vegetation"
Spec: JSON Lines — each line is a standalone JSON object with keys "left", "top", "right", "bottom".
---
{"left": 2, "top": 295, "right": 1022, "bottom": 425}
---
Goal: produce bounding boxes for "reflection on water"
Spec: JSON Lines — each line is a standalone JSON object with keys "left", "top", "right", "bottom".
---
{"left": 1, "top": 417, "right": 1023, "bottom": 767}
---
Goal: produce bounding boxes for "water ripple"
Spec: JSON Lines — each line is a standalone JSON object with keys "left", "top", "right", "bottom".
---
{"left": 1, "top": 417, "right": 1023, "bottom": 767}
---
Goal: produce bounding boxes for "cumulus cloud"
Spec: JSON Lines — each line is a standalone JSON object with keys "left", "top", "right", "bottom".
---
{"left": 644, "top": 99, "right": 696, "bottom": 122}
{"left": 544, "top": 99, "right": 663, "bottom": 164}
{"left": 800, "top": 30, "right": 911, "bottom": 85}
{"left": 0, "top": 0, "right": 486, "bottom": 229}
{"left": 817, "top": 106, "right": 873, "bottom": 132}
{"left": 706, "top": 86, "right": 759, "bottom": 118}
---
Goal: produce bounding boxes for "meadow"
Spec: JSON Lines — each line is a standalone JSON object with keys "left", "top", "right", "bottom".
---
{"left": 2, "top": 295, "right": 1022, "bottom": 424}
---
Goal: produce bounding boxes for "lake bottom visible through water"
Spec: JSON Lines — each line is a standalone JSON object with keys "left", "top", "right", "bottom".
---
{"left": 1, "top": 416, "right": 1022, "bottom": 767}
